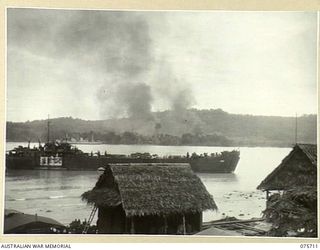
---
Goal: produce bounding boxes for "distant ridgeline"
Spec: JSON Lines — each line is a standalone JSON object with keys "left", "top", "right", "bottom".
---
{"left": 6, "top": 109, "right": 317, "bottom": 147}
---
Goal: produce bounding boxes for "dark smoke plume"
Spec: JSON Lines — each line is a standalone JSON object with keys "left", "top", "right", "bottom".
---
{"left": 8, "top": 9, "right": 196, "bottom": 122}
{"left": 117, "top": 83, "right": 154, "bottom": 120}
{"left": 9, "top": 10, "right": 152, "bottom": 77}
{"left": 153, "top": 58, "right": 196, "bottom": 112}
{"left": 9, "top": 9, "right": 154, "bottom": 119}
{"left": 171, "top": 87, "right": 196, "bottom": 112}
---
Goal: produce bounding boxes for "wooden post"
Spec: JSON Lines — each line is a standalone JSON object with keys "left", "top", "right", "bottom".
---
{"left": 266, "top": 190, "right": 270, "bottom": 208}
{"left": 163, "top": 216, "right": 168, "bottom": 234}
{"left": 182, "top": 214, "right": 186, "bottom": 235}
{"left": 130, "top": 217, "right": 135, "bottom": 234}
{"left": 199, "top": 212, "right": 203, "bottom": 231}
{"left": 125, "top": 217, "right": 127, "bottom": 233}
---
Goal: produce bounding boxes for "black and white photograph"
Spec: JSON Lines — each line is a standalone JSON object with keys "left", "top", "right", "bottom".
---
{"left": 4, "top": 8, "right": 318, "bottom": 238}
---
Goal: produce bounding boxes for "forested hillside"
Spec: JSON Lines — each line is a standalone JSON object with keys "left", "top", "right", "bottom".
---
{"left": 6, "top": 109, "right": 317, "bottom": 147}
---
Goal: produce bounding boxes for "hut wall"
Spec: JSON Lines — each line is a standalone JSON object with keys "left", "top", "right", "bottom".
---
{"left": 97, "top": 205, "right": 126, "bottom": 234}
{"left": 125, "top": 212, "right": 202, "bottom": 235}
{"left": 97, "top": 210, "right": 203, "bottom": 234}
{"left": 185, "top": 212, "right": 202, "bottom": 233}
{"left": 132, "top": 215, "right": 165, "bottom": 234}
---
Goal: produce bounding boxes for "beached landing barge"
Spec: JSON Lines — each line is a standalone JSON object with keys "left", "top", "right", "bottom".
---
{"left": 6, "top": 141, "right": 240, "bottom": 173}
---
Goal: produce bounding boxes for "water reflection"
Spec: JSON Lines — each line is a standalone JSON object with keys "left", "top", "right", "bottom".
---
{"left": 197, "top": 173, "right": 238, "bottom": 183}
{"left": 5, "top": 145, "right": 291, "bottom": 224}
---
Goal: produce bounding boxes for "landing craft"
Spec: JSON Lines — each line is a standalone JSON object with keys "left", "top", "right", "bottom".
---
{"left": 6, "top": 141, "right": 240, "bottom": 173}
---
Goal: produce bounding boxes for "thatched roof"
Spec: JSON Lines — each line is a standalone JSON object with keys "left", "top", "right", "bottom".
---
{"left": 257, "top": 144, "right": 317, "bottom": 191}
{"left": 4, "top": 209, "right": 65, "bottom": 233}
{"left": 82, "top": 163, "right": 217, "bottom": 217}
{"left": 298, "top": 144, "right": 317, "bottom": 165}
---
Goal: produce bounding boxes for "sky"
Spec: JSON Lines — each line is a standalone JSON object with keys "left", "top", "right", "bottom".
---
{"left": 7, "top": 9, "right": 318, "bottom": 122}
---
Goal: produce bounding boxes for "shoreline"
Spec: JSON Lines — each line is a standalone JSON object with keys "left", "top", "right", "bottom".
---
{"left": 6, "top": 141, "right": 293, "bottom": 148}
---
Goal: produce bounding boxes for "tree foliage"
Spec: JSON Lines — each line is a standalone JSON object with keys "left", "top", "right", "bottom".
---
{"left": 67, "top": 219, "right": 97, "bottom": 234}
{"left": 6, "top": 109, "right": 317, "bottom": 147}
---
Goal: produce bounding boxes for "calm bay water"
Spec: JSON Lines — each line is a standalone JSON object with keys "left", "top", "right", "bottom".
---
{"left": 5, "top": 142, "right": 291, "bottom": 225}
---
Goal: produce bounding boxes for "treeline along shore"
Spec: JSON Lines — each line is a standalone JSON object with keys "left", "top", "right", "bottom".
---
{"left": 6, "top": 109, "right": 316, "bottom": 147}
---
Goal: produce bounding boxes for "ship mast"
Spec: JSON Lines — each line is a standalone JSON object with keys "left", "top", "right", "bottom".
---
{"left": 47, "top": 114, "right": 50, "bottom": 143}
{"left": 295, "top": 113, "right": 298, "bottom": 145}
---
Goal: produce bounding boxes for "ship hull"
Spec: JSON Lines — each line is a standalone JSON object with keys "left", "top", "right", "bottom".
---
{"left": 6, "top": 151, "right": 240, "bottom": 173}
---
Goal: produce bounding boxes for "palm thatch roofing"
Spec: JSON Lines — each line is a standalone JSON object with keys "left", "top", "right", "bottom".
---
{"left": 4, "top": 209, "right": 65, "bottom": 233}
{"left": 257, "top": 144, "right": 317, "bottom": 191}
{"left": 298, "top": 144, "right": 317, "bottom": 165}
{"left": 82, "top": 163, "right": 217, "bottom": 217}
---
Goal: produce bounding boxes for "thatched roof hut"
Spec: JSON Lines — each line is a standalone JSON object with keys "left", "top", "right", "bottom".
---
{"left": 257, "top": 144, "right": 317, "bottom": 191}
{"left": 82, "top": 163, "right": 217, "bottom": 234}
{"left": 256, "top": 144, "right": 317, "bottom": 237}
